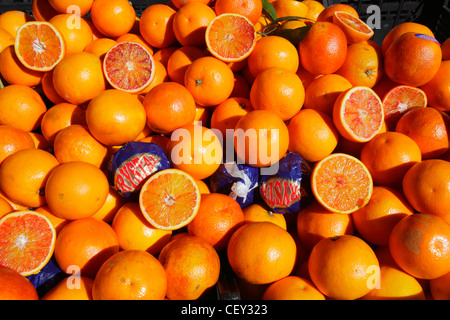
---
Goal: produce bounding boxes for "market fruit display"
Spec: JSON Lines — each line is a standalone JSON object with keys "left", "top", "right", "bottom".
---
{"left": 0, "top": 0, "right": 449, "bottom": 301}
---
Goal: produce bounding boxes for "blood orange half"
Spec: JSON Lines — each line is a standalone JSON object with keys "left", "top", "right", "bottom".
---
{"left": 333, "top": 86, "right": 384, "bottom": 143}
{"left": 205, "top": 13, "right": 256, "bottom": 63}
{"left": 139, "top": 169, "right": 201, "bottom": 230}
{"left": 382, "top": 85, "right": 427, "bottom": 130}
{"left": 103, "top": 41, "right": 155, "bottom": 93}
{"left": 0, "top": 211, "right": 56, "bottom": 276}
{"left": 311, "top": 153, "right": 373, "bottom": 214}
{"left": 332, "top": 11, "right": 374, "bottom": 44}
{"left": 14, "top": 21, "right": 65, "bottom": 71}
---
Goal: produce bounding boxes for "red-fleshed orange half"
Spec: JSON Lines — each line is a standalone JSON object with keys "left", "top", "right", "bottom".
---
{"left": 332, "top": 11, "right": 374, "bottom": 44}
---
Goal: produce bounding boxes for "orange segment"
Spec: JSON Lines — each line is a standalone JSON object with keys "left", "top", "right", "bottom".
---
{"left": 0, "top": 211, "right": 56, "bottom": 276}
{"left": 333, "top": 86, "right": 384, "bottom": 143}
{"left": 103, "top": 41, "right": 155, "bottom": 93}
{"left": 139, "top": 169, "right": 201, "bottom": 230}
{"left": 205, "top": 13, "right": 256, "bottom": 63}
{"left": 311, "top": 153, "right": 373, "bottom": 214}
{"left": 14, "top": 21, "right": 65, "bottom": 71}
{"left": 332, "top": 11, "right": 374, "bottom": 44}
{"left": 382, "top": 85, "right": 427, "bottom": 130}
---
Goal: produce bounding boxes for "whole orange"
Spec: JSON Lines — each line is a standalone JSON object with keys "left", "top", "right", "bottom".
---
{"left": 381, "top": 22, "right": 435, "bottom": 56}
{"left": 421, "top": 60, "right": 450, "bottom": 112}
{"left": 139, "top": 4, "right": 177, "bottom": 48}
{"left": 214, "top": 0, "right": 262, "bottom": 24}
{"left": 90, "top": 0, "right": 136, "bottom": 38}
{"left": 0, "top": 266, "right": 38, "bottom": 300}
{"left": 187, "top": 193, "right": 244, "bottom": 251}
{"left": 308, "top": 234, "right": 379, "bottom": 300}
{"left": 158, "top": 235, "right": 220, "bottom": 300}
{"left": 389, "top": 213, "right": 450, "bottom": 279}
{"left": 242, "top": 202, "right": 287, "bottom": 230}
{"left": 0, "top": 45, "right": 43, "bottom": 87}
{"left": 0, "top": 125, "right": 35, "bottom": 166}
{"left": 210, "top": 96, "right": 253, "bottom": 139}
{"left": 93, "top": 250, "right": 167, "bottom": 300}
{"left": 227, "top": 221, "right": 297, "bottom": 284}
{"left": 316, "top": 3, "right": 359, "bottom": 23}
{"left": 54, "top": 217, "right": 119, "bottom": 278}
{"left": 48, "top": 0, "right": 93, "bottom": 16}
{"left": 49, "top": 14, "right": 93, "bottom": 55}
{"left": 0, "top": 10, "right": 34, "bottom": 38}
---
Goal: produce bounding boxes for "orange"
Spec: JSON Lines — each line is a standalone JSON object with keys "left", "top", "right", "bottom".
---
{"left": 303, "top": 73, "right": 352, "bottom": 116}
{"left": 234, "top": 110, "right": 289, "bottom": 168}
{"left": 442, "top": 37, "right": 450, "bottom": 60}
{"left": 41, "top": 276, "right": 94, "bottom": 300}
{"left": 83, "top": 37, "right": 117, "bottom": 58}
{"left": 45, "top": 161, "right": 110, "bottom": 220}
{"left": 158, "top": 235, "right": 220, "bottom": 300}
{"left": 35, "top": 205, "right": 69, "bottom": 234}
{"left": 0, "top": 211, "right": 55, "bottom": 277}
{"left": 389, "top": 213, "right": 450, "bottom": 280}
{"left": 28, "top": 132, "right": 52, "bottom": 151}
{"left": 311, "top": 153, "right": 373, "bottom": 214}
{"left": 40, "top": 102, "right": 87, "bottom": 143}
{"left": 54, "top": 217, "right": 119, "bottom": 278}
{"left": 309, "top": 234, "right": 379, "bottom": 300}
{"left": 227, "top": 221, "right": 297, "bottom": 284}
{"left": 92, "top": 250, "right": 166, "bottom": 300}
{"left": 247, "top": 35, "right": 299, "bottom": 78}
{"left": 140, "top": 60, "right": 169, "bottom": 94}
{"left": 116, "top": 33, "right": 154, "bottom": 55}
{"left": 184, "top": 56, "right": 235, "bottom": 107}
{"left": 210, "top": 96, "right": 253, "bottom": 139}
{"left": 214, "top": 0, "right": 262, "bottom": 25}
{"left": 41, "top": 70, "right": 66, "bottom": 104}
{"left": 0, "top": 45, "right": 44, "bottom": 87}
{"left": 250, "top": 67, "right": 305, "bottom": 121}
{"left": 302, "top": 0, "right": 325, "bottom": 21}
{"left": 352, "top": 186, "right": 414, "bottom": 246}
{"left": 0, "top": 125, "right": 35, "bottom": 166}
{"left": 336, "top": 40, "right": 383, "bottom": 88}
{"left": 173, "top": 2, "right": 216, "bottom": 48}
{"left": 421, "top": 60, "right": 450, "bottom": 112}
{"left": 14, "top": 21, "right": 65, "bottom": 72}
{"left": 49, "top": 14, "right": 93, "bottom": 55}
{"left": 52, "top": 124, "right": 109, "bottom": 169}
{"left": 381, "top": 22, "right": 434, "bottom": 56}
{"left": 187, "top": 193, "right": 244, "bottom": 251}
{"left": 382, "top": 85, "right": 427, "bottom": 130}
{"left": 139, "top": 168, "right": 201, "bottom": 230}
{"left": 143, "top": 82, "right": 197, "bottom": 135}
{"left": 299, "top": 21, "right": 347, "bottom": 75}
{"left": 90, "top": 186, "right": 126, "bottom": 223}
{"left": 360, "top": 131, "right": 422, "bottom": 188}
{"left": 152, "top": 45, "right": 179, "bottom": 68}
{"left": 86, "top": 89, "right": 147, "bottom": 146}
{"left": 0, "top": 190, "right": 28, "bottom": 212}
{"left": 0, "top": 149, "right": 59, "bottom": 208}
{"left": 271, "top": 0, "right": 308, "bottom": 20}
{"left": 103, "top": 42, "right": 156, "bottom": 94}
{"left": 139, "top": 4, "right": 177, "bottom": 49}
{"left": 90, "top": 0, "right": 136, "bottom": 38}
{"left": 384, "top": 32, "right": 442, "bottom": 87}
{"left": 166, "top": 45, "right": 207, "bottom": 84}
{"left": 0, "top": 197, "right": 13, "bottom": 220}
{"left": 171, "top": 0, "right": 211, "bottom": 9}
{"left": 32, "top": 0, "right": 60, "bottom": 21}
{"left": 297, "top": 199, "right": 354, "bottom": 251}
{"left": 316, "top": 3, "right": 359, "bottom": 23}
{"left": 395, "top": 107, "right": 450, "bottom": 159}
{"left": 205, "top": 13, "right": 256, "bottom": 63}
{"left": 53, "top": 52, "right": 106, "bottom": 105}
{"left": 0, "top": 10, "right": 34, "bottom": 38}
{"left": 332, "top": 11, "right": 374, "bottom": 44}
{"left": 242, "top": 202, "right": 287, "bottom": 230}
{"left": 430, "top": 271, "right": 450, "bottom": 300}
{"left": 332, "top": 86, "right": 384, "bottom": 143}
{"left": 262, "top": 276, "right": 325, "bottom": 300}
{"left": 195, "top": 179, "right": 210, "bottom": 194}
{"left": 0, "top": 28, "right": 14, "bottom": 53}
{"left": 0, "top": 266, "right": 39, "bottom": 300}
{"left": 138, "top": 134, "right": 170, "bottom": 153}
{"left": 112, "top": 202, "right": 172, "bottom": 255}
{"left": 48, "top": 0, "right": 93, "bottom": 16}
{"left": 287, "top": 109, "right": 339, "bottom": 163}
{"left": 402, "top": 159, "right": 450, "bottom": 225}
{"left": 167, "top": 124, "right": 223, "bottom": 180}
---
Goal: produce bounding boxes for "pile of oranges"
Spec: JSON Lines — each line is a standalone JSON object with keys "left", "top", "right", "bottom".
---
{"left": 0, "top": 0, "right": 450, "bottom": 301}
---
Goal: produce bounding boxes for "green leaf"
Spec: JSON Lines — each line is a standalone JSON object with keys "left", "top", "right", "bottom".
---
{"left": 275, "top": 24, "right": 313, "bottom": 46}
{"left": 262, "top": 0, "right": 277, "bottom": 22}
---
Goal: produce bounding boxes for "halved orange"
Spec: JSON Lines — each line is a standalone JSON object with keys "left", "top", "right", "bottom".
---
{"left": 311, "top": 153, "right": 373, "bottom": 214}
{"left": 332, "top": 11, "right": 374, "bottom": 44}
{"left": 14, "top": 21, "right": 65, "bottom": 72}
{"left": 333, "top": 86, "right": 384, "bottom": 143}
{"left": 103, "top": 41, "right": 155, "bottom": 93}
{"left": 139, "top": 169, "right": 201, "bottom": 230}
{"left": 205, "top": 13, "right": 256, "bottom": 63}
{"left": 0, "top": 211, "right": 56, "bottom": 276}
{"left": 382, "top": 85, "right": 427, "bottom": 130}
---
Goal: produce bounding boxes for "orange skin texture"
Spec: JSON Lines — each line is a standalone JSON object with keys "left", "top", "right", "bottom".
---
{"left": 0, "top": 266, "right": 39, "bottom": 300}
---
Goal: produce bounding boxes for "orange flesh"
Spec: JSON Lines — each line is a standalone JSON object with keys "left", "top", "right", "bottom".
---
{"left": 314, "top": 155, "right": 372, "bottom": 212}
{"left": 383, "top": 86, "right": 427, "bottom": 117}
{"left": 343, "top": 88, "right": 383, "bottom": 140}
{"left": 104, "top": 42, "right": 154, "bottom": 92}
{"left": 0, "top": 213, "right": 54, "bottom": 275}
{"left": 16, "top": 23, "right": 63, "bottom": 69}
{"left": 207, "top": 14, "right": 256, "bottom": 60}
{"left": 336, "top": 11, "right": 372, "bottom": 34}
{"left": 140, "top": 172, "right": 199, "bottom": 228}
